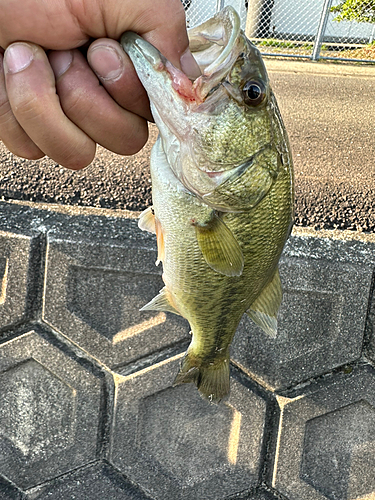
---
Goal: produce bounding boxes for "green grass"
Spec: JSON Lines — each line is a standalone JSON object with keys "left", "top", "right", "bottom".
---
{"left": 258, "top": 39, "right": 298, "bottom": 49}
{"left": 255, "top": 37, "right": 375, "bottom": 61}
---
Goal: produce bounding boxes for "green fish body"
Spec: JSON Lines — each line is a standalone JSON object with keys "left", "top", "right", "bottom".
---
{"left": 122, "top": 7, "right": 294, "bottom": 402}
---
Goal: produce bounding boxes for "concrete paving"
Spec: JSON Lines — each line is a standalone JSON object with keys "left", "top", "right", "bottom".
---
{"left": 0, "top": 201, "right": 374, "bottom": 499}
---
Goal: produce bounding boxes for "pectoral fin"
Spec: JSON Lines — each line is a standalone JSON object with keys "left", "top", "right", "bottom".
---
{"left": 139, "top": 208, "right": 165, "bottom": 266}
{"left": 195, "top": 213, "right": 244, "bottom": 277}
{"left": 155, "top": 217, "right": 165, "bottom": 266}
{"left": 246, "top": 268, "right": 282, "bottom": 338}
{"left": 138, "top": 207, "right": 156, "bottom": 233}
{"left": 140, "top": 287, "right": 181, "bottom": 316}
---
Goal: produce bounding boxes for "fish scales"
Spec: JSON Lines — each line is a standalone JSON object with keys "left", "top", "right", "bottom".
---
{"left": 197, "top": 100, "right": 272, "bottom": 165}
{"left": 122, "top": 6, "right": 294, "bottom": 402}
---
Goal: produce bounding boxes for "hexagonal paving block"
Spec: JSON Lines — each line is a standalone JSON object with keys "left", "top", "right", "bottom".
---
{"left": 0, "top": 475, "right": 24, "bottom": 500}
{"left": 0, "top": 359, "right": 76, "bottom": 459}
{"left": 43, "top": 220, "right": 190, "bottom": 369}
{"left": 232, "top": 231, "right": 375, "bottom": 390}
{"left": 365, "top": 273, "right": 375, "bottom": 362}
{"left": 0, "top": 330, "right": 102, "bottom": 490}
{"left": 301, "top": 400, "right": 375, "bottom": 500}
{"left": 226, "top": 486, "right": 287, "bottom": 500}
{"left": 110, "top": 355, "right": 268, "bottom": 500}
{"left": 272, "top": 365, "right": 375, "bottom": 500}
{"left": 26, "top": 462, "right": 150, "bottom": 499}
{"left": 0, "top": 230, "right": 39, "bottom": 331}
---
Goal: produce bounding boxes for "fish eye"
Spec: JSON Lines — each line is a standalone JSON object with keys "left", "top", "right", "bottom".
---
{"left": 243, "top": 80, "right": 266, "bottom": 106}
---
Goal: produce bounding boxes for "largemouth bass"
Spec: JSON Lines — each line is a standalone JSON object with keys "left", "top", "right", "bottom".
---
{"left": 121, "top": 7, "right": 294, "bottom": 402}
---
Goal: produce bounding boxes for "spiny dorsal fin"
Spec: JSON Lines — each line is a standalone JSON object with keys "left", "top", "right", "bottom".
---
{"left": 194, "top": 212, "right": 244, "bottom": 277}
{"left": 246, "top": 268, "right": 282, "bottom": 338}
{"left": 140, "top": 287, "right": 181, "bottom": 316}
{"left": 138, "top": 206, "right": 156, "bottom": 233}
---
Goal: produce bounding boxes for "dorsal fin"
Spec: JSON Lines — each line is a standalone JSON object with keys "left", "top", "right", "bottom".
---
{"left": 140, "top": 287, "right": 181, "bottom": 316}
{"left": 246, "top": 268, "right": 282, "bottom": 338}
{"left": 194, "top": 212, "right": 244, "bottom": 277}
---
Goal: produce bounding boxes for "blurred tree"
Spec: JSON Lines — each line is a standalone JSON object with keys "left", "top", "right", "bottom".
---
{"left": 331, "top": 0, "right": 375, "bottom": 23}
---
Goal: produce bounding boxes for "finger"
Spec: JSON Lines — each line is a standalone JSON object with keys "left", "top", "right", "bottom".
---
{"left": 0, "top": 0, "right": 89, "bottom": 49}
{"left": 3, "top": 42, "right": 96, "bottom": 170}
{"left": 139, "top": 6, "right": 201, "bottom": 78}
{"left": 0, "top": 51, "right": 44, "bottom": 159}
{"left": 99, "top": 0, "right": 201, "bottom": 78}
{"left": 49, "top": 49, "right": 149, "bottom": 155}
{"left": 1, "top": 0, "right": 200, "bottom": 77}
{"left": 87, "top": 39, "right": 152, "bottom": 122}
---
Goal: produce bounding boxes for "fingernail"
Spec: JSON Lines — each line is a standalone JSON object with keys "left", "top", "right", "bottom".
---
{"left": 49, "top": 51, "right": 73, "bottom": 79}
{"left": 180, "top": 49, "right": 201, "bottom": 79}
{"left": 88, "top": 45, "right": 124, "bottom": 81}
{"left": 4, "top": 43, "right": 34, "bottom": 74}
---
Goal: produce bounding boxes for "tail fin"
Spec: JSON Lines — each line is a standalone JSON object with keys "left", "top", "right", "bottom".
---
{"left": 173, "top": 352, "right": 230, "bottom": 403}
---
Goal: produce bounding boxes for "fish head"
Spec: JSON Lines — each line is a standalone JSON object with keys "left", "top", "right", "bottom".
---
{"left": 122, "top": 7, "right": 287, "bottom": 211}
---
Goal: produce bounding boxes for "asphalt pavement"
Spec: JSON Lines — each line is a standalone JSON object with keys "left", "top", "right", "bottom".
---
{"left": 267, "top": 59, "right": 375, "bottom": 232}
{"left": 0, "top": 58, "right": 374, "bottom": 232}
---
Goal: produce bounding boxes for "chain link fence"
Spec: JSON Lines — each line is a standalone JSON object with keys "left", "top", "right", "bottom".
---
{"left": 184, "top": 0, "right": 248, "bottom": 30}
{"left": 183, "top": 0, "right": 375, "bottom": 63}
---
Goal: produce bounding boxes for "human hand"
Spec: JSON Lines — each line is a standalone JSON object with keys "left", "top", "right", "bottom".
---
{"left": 0, "top": 0, "right": 200, "bottom": 169}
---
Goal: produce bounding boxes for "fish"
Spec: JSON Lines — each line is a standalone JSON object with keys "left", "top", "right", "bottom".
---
{"left": 121, "top": 6, "right": 294, "bottom": 402}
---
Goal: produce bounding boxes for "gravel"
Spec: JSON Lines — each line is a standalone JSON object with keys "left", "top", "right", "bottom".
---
{"left": 0, "top": 128, "right": 157, "bottom": 212}
{"left": 0, "top": 121, "right": 374, "bottom": 233}
{"left": 295, "top": 178, "right": 375, "bottom": 232}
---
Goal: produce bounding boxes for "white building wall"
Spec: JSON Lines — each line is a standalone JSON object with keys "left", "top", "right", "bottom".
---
{"left": 185, "top": 0, "right": 374, "bottom": 41}
{"left": 270, "top": 0, "right": 374, "bottom": 40}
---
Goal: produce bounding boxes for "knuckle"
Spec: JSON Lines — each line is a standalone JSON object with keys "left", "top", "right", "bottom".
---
{"left": 59, "top": 86, "right": 90, "bottom": 121}
{"left": 59, "top": 143, "right": 96, "bottom": 170}
{"left": 0, "top": 99, "right": 13, "bottom": 124}
{"left": 120, "top": 124, "right": 148, "bottom": 156}
{"left": 0, "top": 102, "right": 44, "bottom": 159}
{"left": 11, "top": 92, "right": 46, "bottom": 124}
{"left": 2, "top": 135, "right": 44, "bottom": 160}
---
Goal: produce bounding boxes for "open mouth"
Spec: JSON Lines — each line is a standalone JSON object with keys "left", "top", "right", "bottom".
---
{"left": 121, "top": 7, "right": 243, "bottom": 105}
{"left": 188, "top": 6, "right": 241, "bottom": 77}
{"left": 168, "top": 7, "right": 243, "bottom": 104}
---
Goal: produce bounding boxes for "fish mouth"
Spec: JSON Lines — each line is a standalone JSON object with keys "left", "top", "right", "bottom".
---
{"left": 188, "top": 6, "right": 243, "bottom": 99}
{"left": 189, "top": 7, "right": 241, "bottom": 73}
{"left": 121, "top": 6, "right": 244, "bottom": 104}
{"left": 120, "top": 33, "right": 166, "bottom": 73}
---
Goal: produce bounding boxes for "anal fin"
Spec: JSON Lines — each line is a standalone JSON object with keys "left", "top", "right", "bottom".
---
{"left": 140, "top": 287, "right": 181, "bottom": 316}
{"left": 195, "top": 212, "right": 244, "bottom": 277}
{"left": 246, "top": 268, "right": 282, "bottom": 338}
